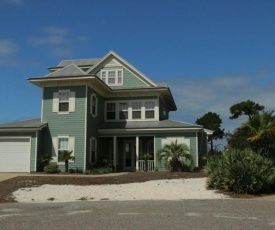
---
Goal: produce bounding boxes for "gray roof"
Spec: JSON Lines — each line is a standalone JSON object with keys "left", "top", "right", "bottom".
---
{"left": 0, "top": 118, "right": 47, "bottom": 130}
{"left": 58, "top": 58, "right": 102, "bottom": 67}
{"left": 98, "top": 120, "right": 202, "bottom": 130}
{"left": 46, "top": 64, "right": 86, "bottom": 77}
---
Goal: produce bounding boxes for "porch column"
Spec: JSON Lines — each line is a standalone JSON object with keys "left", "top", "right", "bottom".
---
{"left": 136, "top": 136, "right": 139, "bottom": 171}
{"left": 113, "top": 136, "right": 117, "bottom": 172}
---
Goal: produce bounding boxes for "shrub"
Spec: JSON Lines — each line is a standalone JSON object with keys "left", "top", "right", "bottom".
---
{"left": 85, "top": 167, "right": 113, "bottom": 175}
{"left": 204, "top": 149, "right": 275, "bottom": 194}
{"left": 44, "top": 162, "right": 59, "bottom": 174}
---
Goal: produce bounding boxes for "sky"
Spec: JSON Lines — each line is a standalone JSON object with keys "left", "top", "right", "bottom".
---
{"left": 0, "top": 0, "right": 275, "bottom": 148}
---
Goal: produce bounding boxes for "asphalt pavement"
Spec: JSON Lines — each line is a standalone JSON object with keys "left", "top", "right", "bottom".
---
{"left": 0, "top": 200, "right": 275, "bottom": 229}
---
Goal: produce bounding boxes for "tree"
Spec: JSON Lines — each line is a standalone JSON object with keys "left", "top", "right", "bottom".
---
{"left": 38, "top": 153, "right": 53, "bottom": 171}
{"left": 195, "top": 112, "right": 224, "bottom": 153}
{"left": 159, "top": 140, "right": 192, "bottom": 171}
{"left": 229, "top": 100, "right": 264, "bottom": 120}
{"left": 244, "top": 113, "right": 275, "bottom": 157}
{"left": 59, "top": 150, "right": 75, "bottom": 172}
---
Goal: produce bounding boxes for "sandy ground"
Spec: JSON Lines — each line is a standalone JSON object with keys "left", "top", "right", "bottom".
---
{"left": 13, "top": 178, "right": 230, "bottom": 203}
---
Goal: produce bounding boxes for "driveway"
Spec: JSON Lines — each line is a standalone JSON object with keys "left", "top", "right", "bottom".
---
{"left": 0, "top": 173, "right": 29, "bottom": 182}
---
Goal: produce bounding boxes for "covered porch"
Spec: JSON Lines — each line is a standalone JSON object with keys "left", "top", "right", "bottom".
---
{"left": 98, "top": 136, "right": 155, "bottom": 172}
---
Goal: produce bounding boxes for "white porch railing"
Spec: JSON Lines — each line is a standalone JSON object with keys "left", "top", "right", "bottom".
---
{"left": 138, "top": 160, "right": 155, "bottom": 172}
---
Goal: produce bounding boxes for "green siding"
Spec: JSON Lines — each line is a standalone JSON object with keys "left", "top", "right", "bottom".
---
{"left": 42, "top": 85, "right": 86, "bottom": 171}
{"left": 95, "top": 67, "right": 149, "bottom": 89}
{"left": 0, "top": 132, "right": 37, "bottom": 172}
{"left": 155, "top": 132, "right": 197, "bottom": 171}
{"left": 86, "top": 86, "right": 105, "bottom": 169}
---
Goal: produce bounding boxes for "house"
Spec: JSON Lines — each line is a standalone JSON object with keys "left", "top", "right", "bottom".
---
{"left": 0, "top": 51, "right": 212, "bottom": 173}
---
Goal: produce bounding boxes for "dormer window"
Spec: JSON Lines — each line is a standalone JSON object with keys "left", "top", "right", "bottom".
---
{"left": 101, "top": 69, "right": 123, "bottom": 86}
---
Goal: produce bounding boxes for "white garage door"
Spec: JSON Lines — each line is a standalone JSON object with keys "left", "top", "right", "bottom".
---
{"left": 0, "top": 138, "right": 31, "bottom": 172}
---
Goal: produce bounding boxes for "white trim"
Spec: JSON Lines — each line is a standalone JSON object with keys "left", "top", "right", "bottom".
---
{"left": 196, "top": 132, "right": 199, "bottom": 167}
{"left": 104, "top": 99, "right": 158, "bottom": 122}
{"left": 35, "top": 131, "right": 38, "bottom": 172}
{"left": 84, "top": 86, "right": 88, "bottom": 171}
{"left": 153, "top": 136, "right": 156, "bottom": 172}
{"left": 90, "top": 51, "right": 157, "bottom": 87}
{"left": 41, "top": 87, "right": 44, "bottom": 122}
{"left": 90, "top": 93, "right": 98, "bottom": 117}
{"left": 89, "top": 136, "right": 97, "bottom": 164}
{"left": 100, "top": 68, "right": 123, "bottom": 86}
{"left": 136, "top": 136, "right": 139, "bottom": 171}
{"left": 98, "top": 127, "right": 206, "bottom": 134}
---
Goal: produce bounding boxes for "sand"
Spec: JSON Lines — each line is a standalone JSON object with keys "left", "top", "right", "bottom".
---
{"left": 12, "top": 178, "right": 229, "bottom": 203}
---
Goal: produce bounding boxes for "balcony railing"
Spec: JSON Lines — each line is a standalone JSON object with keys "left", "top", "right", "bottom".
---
{"left": 138, "top": 160, "right": 154, "bottom": 172}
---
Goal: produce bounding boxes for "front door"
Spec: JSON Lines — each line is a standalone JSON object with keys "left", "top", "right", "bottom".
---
{"left": 123, "top": 140, "right": 136, "bottom": 171}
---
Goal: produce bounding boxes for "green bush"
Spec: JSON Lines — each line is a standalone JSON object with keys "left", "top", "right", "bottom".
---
{"left": 44, "top": 162, "right": 59, "bottom": 174}
{"left": 85, "top": 167, "right": 113, "bottom": 175}
{"left": 204, "top": 149, "right": 275, "bottom": 194}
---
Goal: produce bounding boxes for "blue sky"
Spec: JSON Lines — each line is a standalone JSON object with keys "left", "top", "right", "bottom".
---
{"left": 1, "top": 0, "right": 275, "bottom": 145}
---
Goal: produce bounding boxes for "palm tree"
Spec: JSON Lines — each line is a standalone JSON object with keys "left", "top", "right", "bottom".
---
{"left": 159, "top": 140, "right": 191, "bottom": 171}
{"left": 38, "top": 153, "right": 53, "bottom": 171}
{"left": 244, "top": 113, "right": 275, "bottom": 156}
{"left": 59, "top": 150, "right": 74, "bottom": 172}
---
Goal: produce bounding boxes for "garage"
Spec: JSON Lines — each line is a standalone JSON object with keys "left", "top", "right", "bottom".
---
{"left": 0, "top": 138, "right": 31, "bottom": 172}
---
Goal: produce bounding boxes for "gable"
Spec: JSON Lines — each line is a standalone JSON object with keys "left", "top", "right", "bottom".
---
{"left": 94, "top": 63, "right": 150, "bottom": 89}
{"left": 89, "top": 52, "right": 157, "bottom": 88}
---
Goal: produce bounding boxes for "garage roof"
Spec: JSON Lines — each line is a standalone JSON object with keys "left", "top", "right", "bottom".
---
{"left": 0, "top": 118, "right": 47, "bottom": 131}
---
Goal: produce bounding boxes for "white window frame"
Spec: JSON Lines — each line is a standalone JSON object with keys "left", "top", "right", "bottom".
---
{"left": 145, "top": 101, "right": 155, "bottom": 119}
{"left": 89, "top": 137, "right": 97, "bottom": 164}
{"left": 106, "top": 102, "right": 116, "bottom": 120}
{"left": 53, "top": 90, "right": 75, "bottom": 114}
{"left": 100, "top": 69, "right": 123, "bottom": 86}
{"left": 119, "top": 102, "right": 128, "bottom": 120}
{"left": 90, "top": 93, "right": 98, "bottom": 117}
{"left": 104, "top": 99, "right": 159, "bottom": 121}
{"left": 52, "top": 136, "right": 75, "bottom": 164}
{"left": 132, "top": 101, "right": 142, "bottom": 120}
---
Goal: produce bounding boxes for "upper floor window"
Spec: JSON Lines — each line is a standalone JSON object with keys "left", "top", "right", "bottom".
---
{"left": 90, "top": 93, "right": 97, "bottom": 117}
{"left": 119, "top": 102, "right": 128, "bottom": 120}
{"left": 145, "top": 102, "right": 155, "bottom": 118}
{"left": 52, "top": 90, "right": 75, "bottom": 114}
{"left": 101, "top": 69, "right": 123, "bottom": 86}
{"left": 132, "top": 102, "right": 142, "bottom": 119}
{"left": 106, "top": 103, "right": 116, "bottom": 120}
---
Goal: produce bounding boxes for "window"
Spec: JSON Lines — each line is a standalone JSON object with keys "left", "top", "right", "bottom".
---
{"left": 145, "top": 102, "right": 155, "bottom": 119}
{"left": 106, "top": 103, "right": 116, "bottom": 120}
{"left": 58, "top": 137, "right": 69, "bottom": 162}
{"left": 52, "top": 136, "right": 75, "bottom": 163}
{"left": 90, "top": 137, "right": 97, "bottom": 164}
{"left": 53, "top": 90, "right": 75, "bottom": 113}
{"left": 101, "top": 69, "right": 123, "bottom": 86}
{"left": 59, "top": 91, "right": 69, "bottom": 112}
{"left": 132, "top": 102, "right": 142, "bottom": 119}
{"left": 119, "top": 102, "right": 128, "bottom": 120}
{"left": 91, "top": 94, "right": 97, "bottom": 117}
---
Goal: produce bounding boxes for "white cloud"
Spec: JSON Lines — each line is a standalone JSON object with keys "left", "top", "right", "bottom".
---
{"left": 168, "top": 67, "right": 274, "bottom": 133}
{"left": 30, "top": 26, "right": 69, "bottom": 46}
{"left": 0, "top": 39, "right": 17, "bottom": 56}
{"left": 0, "top": 39, "right": 18, "bottom": 65}
{"left": 0, "top": 0, "right": 24, "bottom": 6}
{"left": 29, "top": 26, "right": 87, "bottom": 58}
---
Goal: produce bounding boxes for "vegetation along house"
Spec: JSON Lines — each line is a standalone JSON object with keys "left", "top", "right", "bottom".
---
{"left": 0, "top": 51, "right": 212, "bottom": 173}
